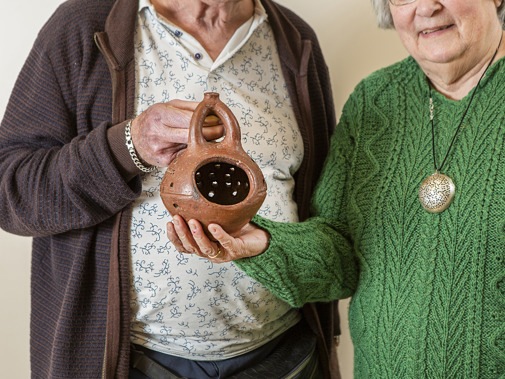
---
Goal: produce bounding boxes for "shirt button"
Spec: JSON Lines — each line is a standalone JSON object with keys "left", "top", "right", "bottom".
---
{"left": 195, "top": 53, "right": 202, "bottom": 60}
{"left": 174, "top": 30, "right": 182, "bottom": 37}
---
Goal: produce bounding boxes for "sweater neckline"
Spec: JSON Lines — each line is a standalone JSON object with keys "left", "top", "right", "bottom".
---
{"left": 420, "top": 54, "right": 505, "bottom": 106}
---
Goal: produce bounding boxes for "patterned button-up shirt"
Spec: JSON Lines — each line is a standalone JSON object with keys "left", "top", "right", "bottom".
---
{"left": 130, "top": 0, "right": 303, "bottom": 359}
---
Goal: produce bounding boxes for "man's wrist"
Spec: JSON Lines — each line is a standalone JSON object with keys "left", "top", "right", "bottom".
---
{"left": 124, "top": 119, "right": 157, "bottom": 173}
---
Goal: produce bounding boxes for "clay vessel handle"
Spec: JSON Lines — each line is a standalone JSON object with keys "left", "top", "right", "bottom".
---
{"left": 189, "top": 92, "right": 242, "bottom": 150}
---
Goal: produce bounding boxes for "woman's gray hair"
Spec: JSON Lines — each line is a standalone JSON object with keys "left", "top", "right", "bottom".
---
{"left": 372, "top": 0, "right": 505, "bottom": 29}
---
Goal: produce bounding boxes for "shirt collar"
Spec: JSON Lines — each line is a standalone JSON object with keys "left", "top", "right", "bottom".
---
{"left": 138, "top": 0, "right": 266, "bottom": 19}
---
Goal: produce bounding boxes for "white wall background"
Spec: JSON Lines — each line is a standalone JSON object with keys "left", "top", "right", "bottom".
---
{"left": 0, "top": 1, "right": 407, "bottom": 377}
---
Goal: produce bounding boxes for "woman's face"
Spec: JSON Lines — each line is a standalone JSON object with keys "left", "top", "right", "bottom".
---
{"left": 390, "top": 0, "right": 502, "bottom": 70}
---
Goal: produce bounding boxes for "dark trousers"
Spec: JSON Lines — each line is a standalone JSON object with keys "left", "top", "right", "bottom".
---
{"left": 130, "top": 320, "right": 321, "bottom": 379}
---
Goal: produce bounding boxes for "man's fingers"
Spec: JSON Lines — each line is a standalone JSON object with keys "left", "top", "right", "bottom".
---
{"left": 164, "top": 99, "right": 200, "bottom": 111}
{"left": 201, "top": 124, "right": 225, "bottom": 141}
{"left": 203, "top": 115, "right": 222, "bottom": 126}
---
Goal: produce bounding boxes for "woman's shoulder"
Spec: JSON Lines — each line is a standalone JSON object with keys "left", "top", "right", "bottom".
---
{"left": 365, "top": 56, "right": 419, "bottom": 87}
{"left": 352, "top": 56, "right": 422, "bottom": 98}
{"left": 340, "top": 56, "right": 423, "bottom": 122}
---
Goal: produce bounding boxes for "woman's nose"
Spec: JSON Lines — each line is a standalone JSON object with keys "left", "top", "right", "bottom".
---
{"left": 415, "top": 0, "right": 443, "bottom": 18}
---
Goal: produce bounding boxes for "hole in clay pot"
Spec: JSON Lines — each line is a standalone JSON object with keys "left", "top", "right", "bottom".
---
{"left": 173, "top": 203, "right": 179, "bottom": 209}
{"left": 195, "top": 162, "right": 250, "bottom": 205}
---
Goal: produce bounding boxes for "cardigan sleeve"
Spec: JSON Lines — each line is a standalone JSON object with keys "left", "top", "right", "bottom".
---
{"left": 234, "top": 88, "right": 362, "bottom": 307}
{"left": 0, "top": 8, "right": 140, "bottom": 237}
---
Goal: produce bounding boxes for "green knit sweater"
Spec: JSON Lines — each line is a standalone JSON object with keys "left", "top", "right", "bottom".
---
{"left": 236, "top": 56, "right": 505, "bottom": 378}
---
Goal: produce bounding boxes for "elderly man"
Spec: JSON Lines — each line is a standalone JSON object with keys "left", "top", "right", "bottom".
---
{"left": 0, "top": 0, "right": 338, "bottom": 377}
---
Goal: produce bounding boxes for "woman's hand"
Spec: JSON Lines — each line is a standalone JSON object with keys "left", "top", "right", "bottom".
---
{"left": 166, "top": 215, "right": 270, "bottom": 263}
{"left": 130, "top": 99, "right": 224, "bottom": 167}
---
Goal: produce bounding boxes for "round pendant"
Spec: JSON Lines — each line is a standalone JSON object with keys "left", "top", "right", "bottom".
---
{"left": 418, "top": 172, "right": 455, "bottom": 213}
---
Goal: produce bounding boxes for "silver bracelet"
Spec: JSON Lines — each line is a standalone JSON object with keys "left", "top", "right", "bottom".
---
{"left": 124, "top": 119, "right": 157, "bottom": 173}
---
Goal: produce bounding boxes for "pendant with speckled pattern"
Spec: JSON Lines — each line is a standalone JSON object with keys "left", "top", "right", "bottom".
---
{"left": 418, "top": 172, "right": 455, "bottom": 213}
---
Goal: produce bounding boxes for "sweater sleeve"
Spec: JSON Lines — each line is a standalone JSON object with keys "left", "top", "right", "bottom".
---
{"left": 0, "top": 9, "right": 140, "bottom": 237}
{"left": 235, "top": 90, "right": 362, "bottom": 307}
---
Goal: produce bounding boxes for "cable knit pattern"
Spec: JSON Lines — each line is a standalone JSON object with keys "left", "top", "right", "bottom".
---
{"left": 236, "top": 56, "right": 505, "bottom": 378}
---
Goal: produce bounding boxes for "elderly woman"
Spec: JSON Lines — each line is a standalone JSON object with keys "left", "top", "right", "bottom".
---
{"left": 0, "top": 0, "right": 338, "bottom": 378}
{"left": 168, "top": 0, "right": 505, "bottom": 377}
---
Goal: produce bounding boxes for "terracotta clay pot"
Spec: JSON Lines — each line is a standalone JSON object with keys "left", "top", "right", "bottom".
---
{"left": 160, "top": 92, "right": 267, "bottom": 238}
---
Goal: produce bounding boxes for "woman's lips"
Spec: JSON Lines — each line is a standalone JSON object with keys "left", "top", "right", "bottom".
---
{"left": 421, "top": 24, "right": 454, "bottom": 35}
